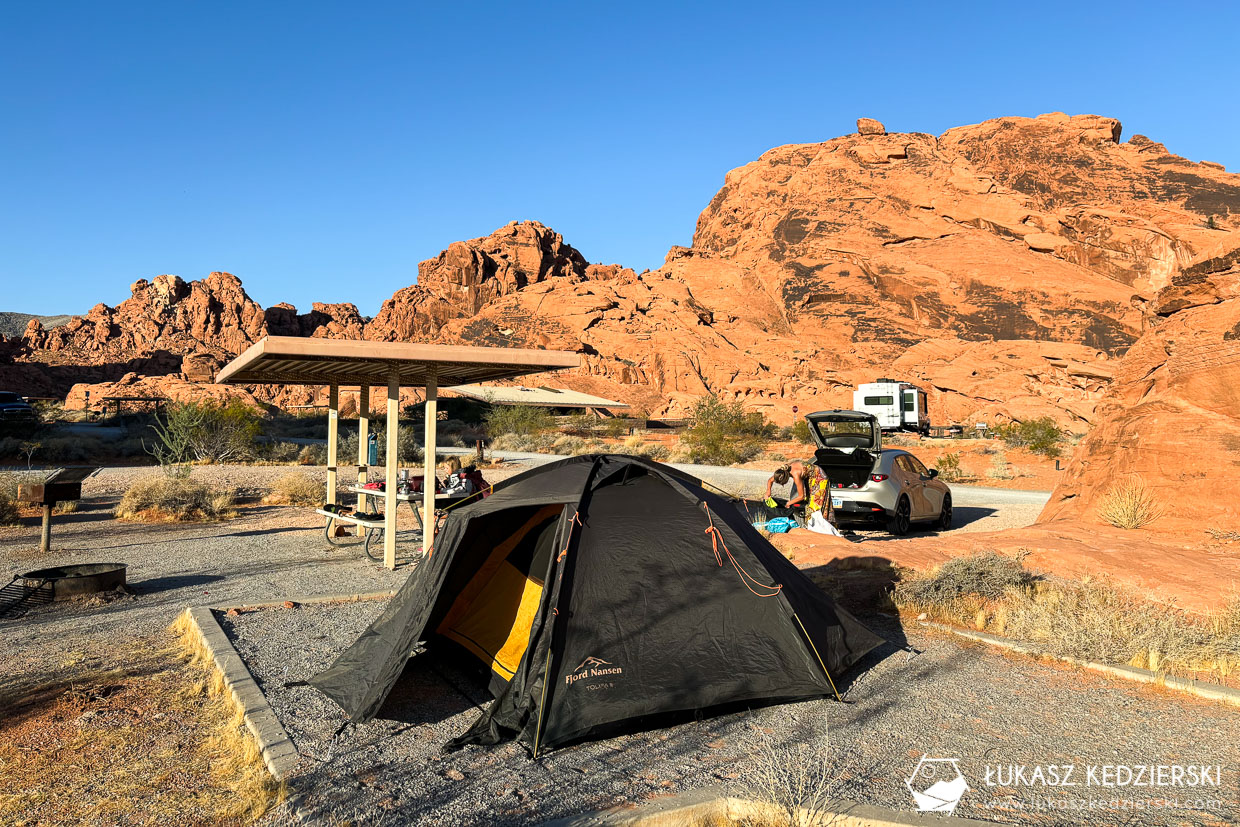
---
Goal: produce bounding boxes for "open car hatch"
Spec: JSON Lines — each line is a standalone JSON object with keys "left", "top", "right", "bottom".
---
{"left": 804, "top": 410, "right": 882, "bottom": 452}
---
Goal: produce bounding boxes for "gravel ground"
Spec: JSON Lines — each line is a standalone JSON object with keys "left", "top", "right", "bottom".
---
{"left": 227, "top": 603, "right": 1240, "bottom": 827}
{"left": 0, "top": 462, "right": 528, "bottom": 685}
{"left": 6, "top": 461, "right": 1231, "bottom": 826}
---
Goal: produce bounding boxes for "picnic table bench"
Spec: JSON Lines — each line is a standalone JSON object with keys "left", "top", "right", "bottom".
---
{"left": 318, "top": 487, "right": 472, "bottom": 560}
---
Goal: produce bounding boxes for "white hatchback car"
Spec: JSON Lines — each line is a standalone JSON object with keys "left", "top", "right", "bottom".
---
{"left": 805, "top": 410, "right": 952, "bottom": 535}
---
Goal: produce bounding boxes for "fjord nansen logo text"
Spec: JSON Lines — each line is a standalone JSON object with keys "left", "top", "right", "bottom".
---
{"left": 565, "top": 656, "right": 623, "bottom": 685}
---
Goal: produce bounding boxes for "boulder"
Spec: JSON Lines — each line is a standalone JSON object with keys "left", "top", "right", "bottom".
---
{"left": 856, "top": 117, "right": 886, "bottom": 135}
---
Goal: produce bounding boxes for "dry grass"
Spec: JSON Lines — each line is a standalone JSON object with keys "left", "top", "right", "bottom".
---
{"left": 1096, "top": 477, "right": 1162, "bottom": 529}
{"left": 263, "top": 471, "right": 324, "bottom": 506}
{"left": 895, "top": 553, "right": 1240, "bottom": 681}
{"left": 115, "top": 475, "right": 236, "bottom": 522}
{"left": 0, "top": 614, "right": 282, "bottom": 825}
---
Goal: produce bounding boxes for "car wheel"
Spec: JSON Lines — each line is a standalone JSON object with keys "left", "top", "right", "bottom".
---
{"left": 888, "top": 496, "right": 912, "bottom": 536}
{"left": 936, "top": 493, "right": 953, "bottom": 531}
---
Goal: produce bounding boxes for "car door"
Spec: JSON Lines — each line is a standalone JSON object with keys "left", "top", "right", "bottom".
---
{"left": 891, "top": 455, "right": 920, "bottom": 517}
{"left": 905, "top": 455, "right": 941, "bottom": 517}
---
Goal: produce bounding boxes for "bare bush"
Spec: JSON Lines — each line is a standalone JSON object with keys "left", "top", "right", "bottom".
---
{"left": 742, "top": 727, "right": 844, "bottom": 826}
{"left": 116, "top": 476, "right": 236, "bottom": 522}
{"left": 264, "top": 472, "right": 323, "bottom": 506}
{"left": 1096, "top": 478, "right": 1161, "bottom": 529}
{"left": 986, "top": 454, "right": 1013, "bottom": 480}
{"left": 895, "top": 551, "right": 1034, "bottom": 609}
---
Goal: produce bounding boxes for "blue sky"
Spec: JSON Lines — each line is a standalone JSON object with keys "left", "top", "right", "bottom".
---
{"left": 2, "top": 1, "right": 1236, "bottom": 316}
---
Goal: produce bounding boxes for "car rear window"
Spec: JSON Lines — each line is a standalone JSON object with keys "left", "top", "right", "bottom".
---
{"left": 0, "top": 392, "right": 19, "bottom": 403}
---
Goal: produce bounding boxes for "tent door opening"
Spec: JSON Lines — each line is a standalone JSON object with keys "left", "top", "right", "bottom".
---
{"left": 433, "top": 504, "right": 564, "bottom": 690}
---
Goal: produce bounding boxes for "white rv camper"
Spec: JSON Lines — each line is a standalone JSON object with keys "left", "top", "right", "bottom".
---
{"left": 852, "top": 379, "right": 930, "bottom": 434}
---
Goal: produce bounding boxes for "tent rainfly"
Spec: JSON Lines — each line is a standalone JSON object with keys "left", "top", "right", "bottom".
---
{"left": 215, "top": 336, "right": 579, "bottom": 567}
{"left": 309, "top": 454, "right": 885, "bottom": 754}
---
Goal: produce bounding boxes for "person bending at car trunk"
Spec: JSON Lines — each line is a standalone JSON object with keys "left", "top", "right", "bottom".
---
{"left": 764, "top": 461, "right": 808, "bottom": 517}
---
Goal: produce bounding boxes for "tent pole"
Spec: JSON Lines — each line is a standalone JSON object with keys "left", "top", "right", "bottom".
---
{"left": 326, "top": 384, "right": 339, "bottom": 507}
{"left": 356, "top": 385, "right": 370, "bottom": 535}
{"left": 384, "top": 373, "right": 399, "bottom": 570}
{"left": 422, "top": 368, "right": 438, "bottom": 557}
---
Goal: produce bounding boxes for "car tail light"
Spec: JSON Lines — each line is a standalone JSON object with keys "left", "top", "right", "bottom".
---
{"left": 870, "top": 474, "right": 889, "bottom": 482}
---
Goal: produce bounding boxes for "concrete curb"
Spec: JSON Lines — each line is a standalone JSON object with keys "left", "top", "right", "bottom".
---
{"left": 920, "top": 621, "right": 1240, "bottom": 708}
{"left": 179, "top": 588, "right": 399, "bottom": 781}
{"left": 184, "top": 606, "right": 300, "bottom": 780}
{"left": 542, "top": 784, "right": 990, "bottom": 826}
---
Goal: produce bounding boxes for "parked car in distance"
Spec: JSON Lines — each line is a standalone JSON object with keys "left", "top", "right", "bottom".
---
{"left": 805, "top": 409, "right": 951, "bottom": 535}
{"left": 0, "top": 391, "right": 38, "bottom": 436}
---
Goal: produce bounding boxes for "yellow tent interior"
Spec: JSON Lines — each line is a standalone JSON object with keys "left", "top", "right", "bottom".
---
{"left": 435, "top": 504, "right": 564, "bottom": 687}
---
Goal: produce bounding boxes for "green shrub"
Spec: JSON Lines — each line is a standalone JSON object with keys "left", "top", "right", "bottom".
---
{"left": 934, "top": 452, "right": 965, "bottom": 482}
{"left": 265, "top": 472, "right": 323, "bottom": 506}
{"left": 681, "top": 395, "right": 773, "bottom": 466}
{"left": 115, "top": 475, "right": 236, "bottom": 522}
{"left": 490, "top": 432, "right": 558, "bottom": 453}
{"left": 483, "top": 404, "right": 554, "bottom": 438}
{"left": 147, "top": 399, "right": 263, "bottom": 470}
{"left": 993, "top": 417, "right": 1064, "bottom": 458}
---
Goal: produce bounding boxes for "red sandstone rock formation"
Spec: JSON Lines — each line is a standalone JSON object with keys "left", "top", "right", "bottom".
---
{"left": 4, "top": 113, "right": 1239, "bottom": 428}
{"left": 1040, "top": 253, "right": 1240, "bottom": 528}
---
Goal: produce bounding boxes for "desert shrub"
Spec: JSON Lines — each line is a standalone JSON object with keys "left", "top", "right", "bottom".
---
{"left": 562, "top": 413, "right": 599, "bottom": 436}
{"left": 615, "top": 435, "right": 670, "bottom": 461}
{"left": 993, "top": 417, "right": 1064, "bottom": 458}
{"left": 987, "top": 454, "right": 1013, "bottom": 480}
{"left": 599, "top": 417, "right": 627, "bottom": 439}
{"left": 38, "top": 436, "right": 104, "bottom": 463}
{"left": 265, "top": 472, "right": 323, "bottom": 506}
{"left": 783, "top": 419, "right": 813, "bottom": 444}
{"left": 483, "top": 405, "right": 554, "bottom": 438}
{"left": 681, "top": 395, "right": 773, "bottom": 466}
{"left": 934, "top": 452, "right": 964, "bottom": 482}
{"left": 148, "top": 399, "right": 262, "bottom": 470}
{"left": 895, "top": 551, "right": 1035, "bottom": 608}
{"left": 744, "top": 727, "right": 842, "bottom": 826}
{"left": 116, "top": 476, "right": 236, "bottom": 522}
{"left": 0, "top": 473, "right": 23, "bottom": 525}
{"left": 1096, "top": 478, "right": 1161, "bottom": 529}
{"left": 490, "top": 432, "right": 558, "bottom": 453}
{"left": 297, "top": 444, "right": 325, "bottom": 465}
{"left": 260, "top": 440, "right": 303, "bottom": 464}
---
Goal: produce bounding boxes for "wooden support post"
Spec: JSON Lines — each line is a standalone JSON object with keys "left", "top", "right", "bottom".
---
{"left": 423, "top": 369, "right": 438, "bottom": 557}
{"left": 326, "top": 385, "right": 339, "bottom": 507}
{"left": 356, "top": 385, "right": 370, "bottom": 535}
{"left": 384, "top": 373, "right": 399, "bottom": 569}
{"left": 40, "top": 504, "right": 52, "bottom": 554}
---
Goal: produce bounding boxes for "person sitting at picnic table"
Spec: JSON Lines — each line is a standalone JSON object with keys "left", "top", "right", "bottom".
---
{"left": 763, "top": 461, "right": 808, "bottom": 517}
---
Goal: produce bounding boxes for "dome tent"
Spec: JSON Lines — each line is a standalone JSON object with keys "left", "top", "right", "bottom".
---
{"left": 309, "top": 454, "right": 885, "bottom": 754}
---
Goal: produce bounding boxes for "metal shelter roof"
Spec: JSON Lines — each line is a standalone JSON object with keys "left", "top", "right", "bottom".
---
{"left": 215, "top": 336, "right": 580, "bottom": 387}
{"left": 446, "top": 383, "right": 629, "bottom": 409}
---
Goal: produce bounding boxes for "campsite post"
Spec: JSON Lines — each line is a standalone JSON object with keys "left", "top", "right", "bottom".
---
{"left": 356, "top": 385, "right": 370, "bottom": 535}
{"left": 327, "top": 384, "right": 339, "bottom": 508}
{"left": 384, "top": 372, "right": 399, "bottom": 569}
{"left": 423, "top": 368, "right": 438, "bottom": 557}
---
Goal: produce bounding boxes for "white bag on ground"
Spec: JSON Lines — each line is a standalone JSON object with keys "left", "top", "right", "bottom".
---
{"left": 806, "top": 511, "right": 843, "bottom": 537}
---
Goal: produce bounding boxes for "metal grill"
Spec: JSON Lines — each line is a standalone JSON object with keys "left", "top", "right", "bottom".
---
{"left": 0, "top": 577, "right": 52, "bottom": 620}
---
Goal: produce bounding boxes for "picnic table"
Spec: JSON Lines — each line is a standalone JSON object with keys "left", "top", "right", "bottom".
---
{"left": 314, "top": 487, "right": 472, "bottom": 561}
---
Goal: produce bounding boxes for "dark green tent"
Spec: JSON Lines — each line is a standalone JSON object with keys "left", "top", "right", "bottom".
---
{"left": 310, "top": 454, "right": 884, "bottom": 754}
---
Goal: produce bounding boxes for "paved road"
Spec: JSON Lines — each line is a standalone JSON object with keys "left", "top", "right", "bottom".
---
{"left": 440, "top": 447, "right": 1052, "bottom": 509}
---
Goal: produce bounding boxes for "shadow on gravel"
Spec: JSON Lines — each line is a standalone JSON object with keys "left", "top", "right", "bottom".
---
{"left": 133, "top": 573, "right": 226, "bottom": 594}
{"left": 376, "top": 652, "right": 489, "bottom": 726}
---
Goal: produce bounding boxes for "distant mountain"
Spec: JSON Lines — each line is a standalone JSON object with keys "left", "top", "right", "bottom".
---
{"left": 0, "top": 312, "right": 73, "bottom": 338}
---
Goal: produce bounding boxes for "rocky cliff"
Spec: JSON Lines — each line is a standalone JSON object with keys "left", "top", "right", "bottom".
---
{"left": 4, "top": 112, "right": 1239, "bottom": 427}
{"left": 1040, "top": 251, "right": 1240, "bottom": 527}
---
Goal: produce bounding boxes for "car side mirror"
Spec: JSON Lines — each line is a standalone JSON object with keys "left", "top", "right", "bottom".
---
{"left": 927, "top": 469, "right": 939, "bottom": 478}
